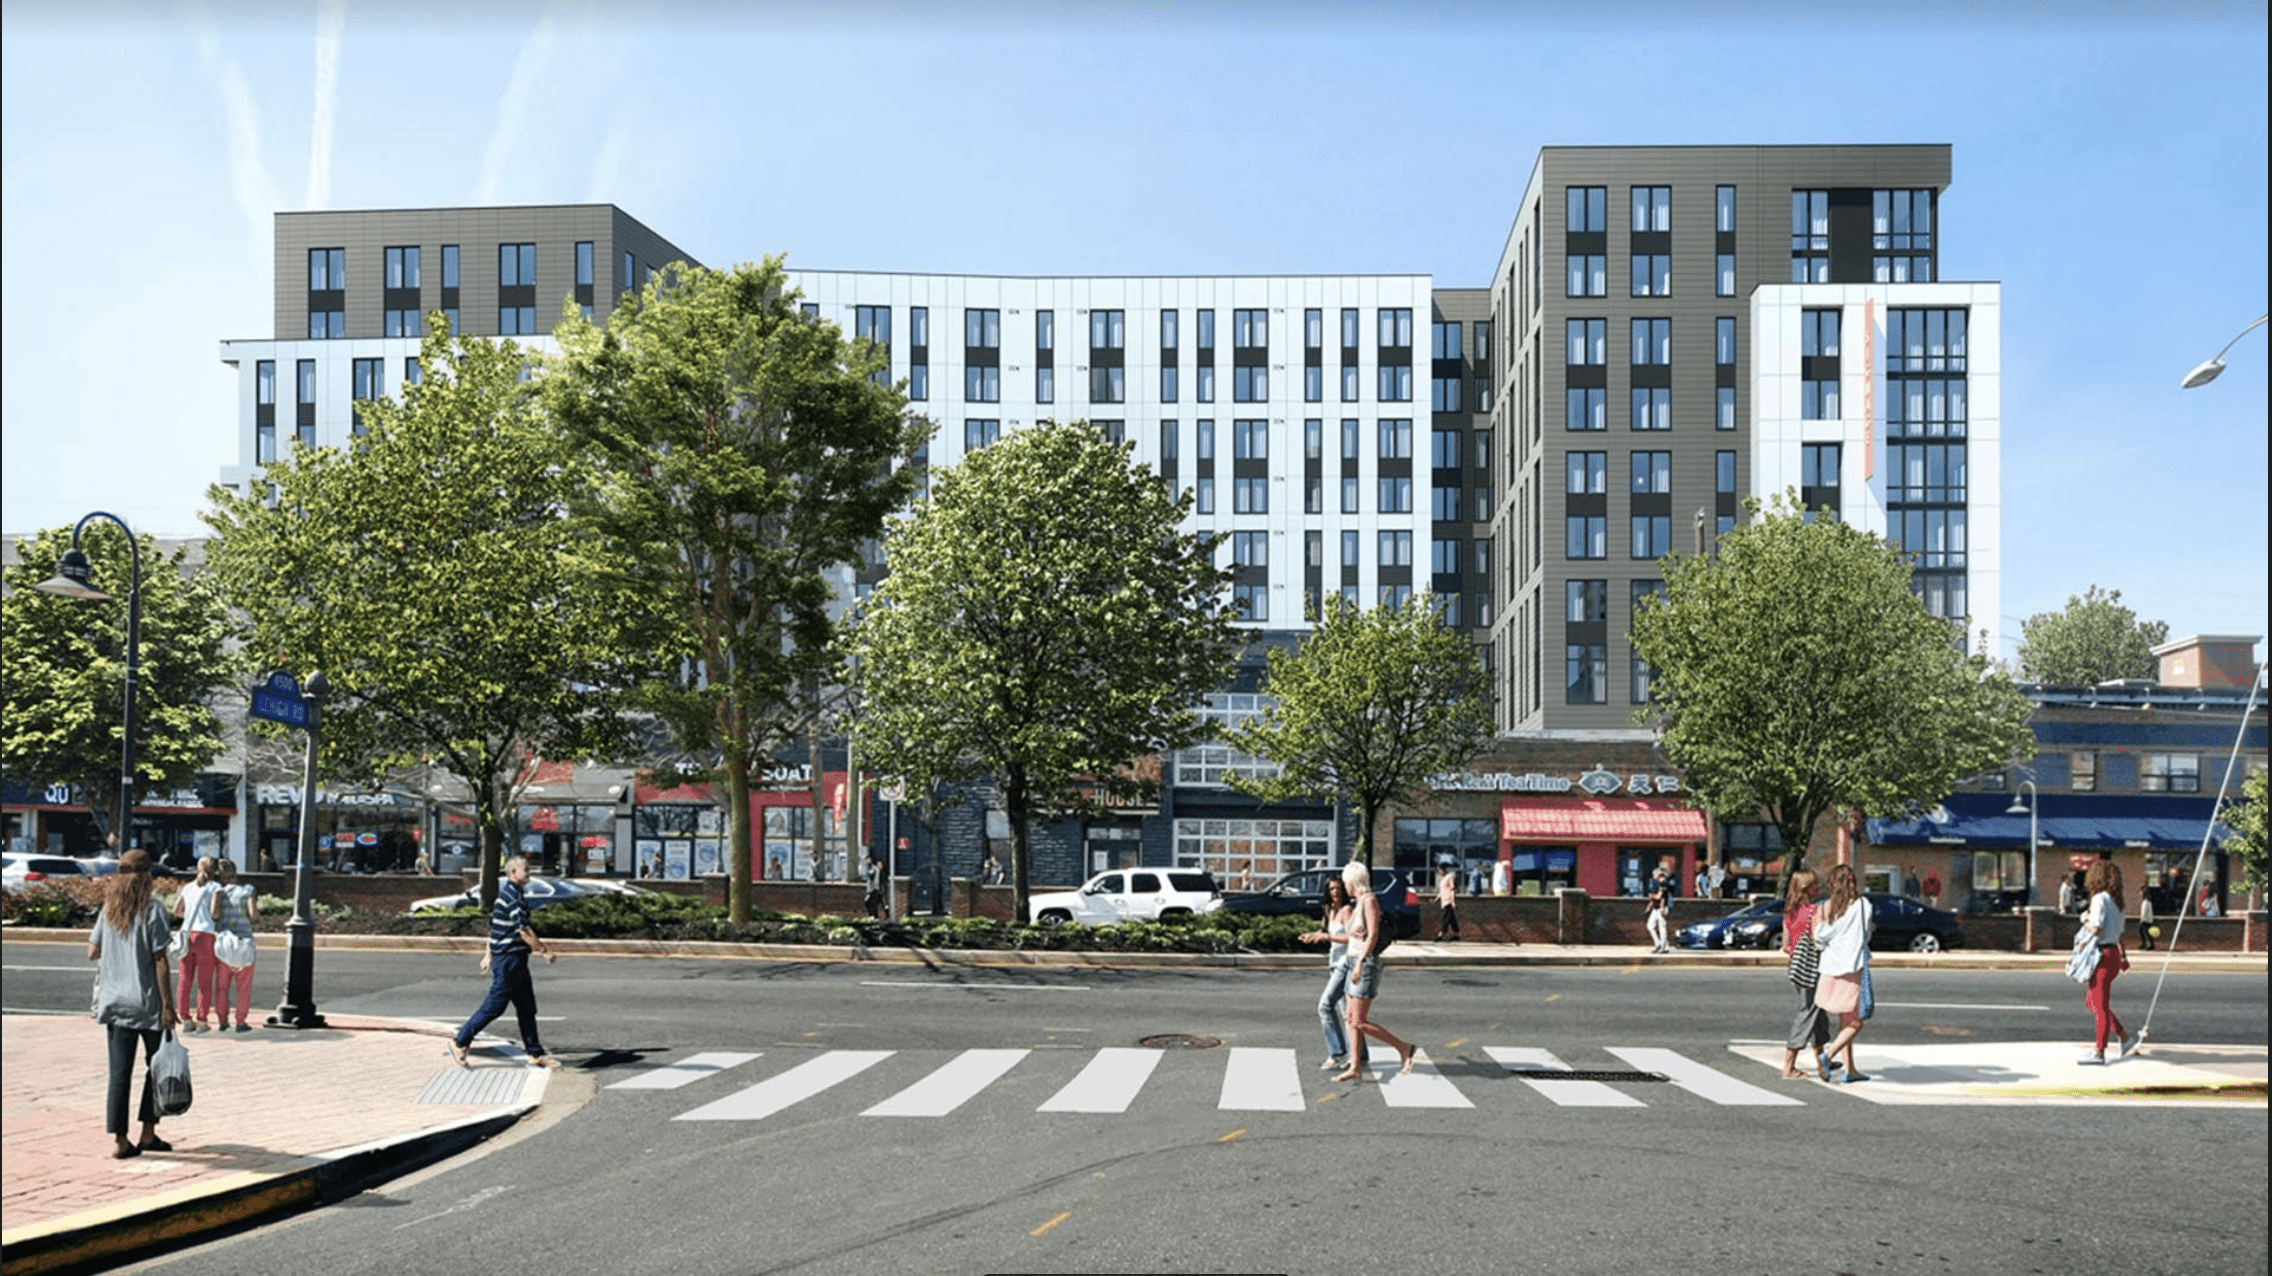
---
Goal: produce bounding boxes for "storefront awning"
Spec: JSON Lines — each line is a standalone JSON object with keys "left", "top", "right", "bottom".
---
{"left": 1500, "top": 798, "right": 1707, "bottom": 842}
{"left": 1867, "top": 792, "right": 2225, "bottom": 851}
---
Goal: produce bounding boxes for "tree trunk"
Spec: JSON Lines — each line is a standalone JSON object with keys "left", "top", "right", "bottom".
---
{"left": 1007, "top": 766, "right": 1030, "bottom": 925}
{"left": 1350, "top": 795, "right": 1377, "bottom": 866}
{"left": 727, "top": 749, "right": 752, "bottom": 924}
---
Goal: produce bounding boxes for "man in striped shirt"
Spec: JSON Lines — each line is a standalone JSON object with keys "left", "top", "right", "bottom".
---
{"left": 449, "top": 855, "right": 560, "bottom": 1068}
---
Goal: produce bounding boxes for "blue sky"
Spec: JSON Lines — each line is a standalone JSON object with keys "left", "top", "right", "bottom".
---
{"left": 3, "top": 0, "right": 2265, "bottom": 662}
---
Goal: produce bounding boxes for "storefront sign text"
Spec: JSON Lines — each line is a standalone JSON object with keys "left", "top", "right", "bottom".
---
{"left": 1429, "top": 768, "right": 1681, "bottom": 796}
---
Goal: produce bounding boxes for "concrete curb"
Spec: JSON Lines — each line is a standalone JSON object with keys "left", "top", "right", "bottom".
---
{"left": 4, "top": 927, "right": 2262, "bottom": 972}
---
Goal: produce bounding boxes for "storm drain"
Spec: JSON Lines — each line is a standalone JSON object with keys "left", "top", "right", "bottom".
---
{"left": 417, "top": 1068, "right": 529, "bottom": 1105}
{"left": 1502, "top": 1069, "right": 1669, "bottom": 1084}
{"left": 1138, "top": 1034, "right": 1223, "bottom": 1050}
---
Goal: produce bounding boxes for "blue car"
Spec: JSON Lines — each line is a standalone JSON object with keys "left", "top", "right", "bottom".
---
{"left": 1675, "top": 897, "right": 1785, "bottom": 949}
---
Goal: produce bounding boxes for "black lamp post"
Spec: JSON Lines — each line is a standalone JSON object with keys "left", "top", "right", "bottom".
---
{"left": 33, "top": 512, "right": 143, "bottom": 856}
{"left": 271, "top": 671, "right": 330, "bottom": 1029}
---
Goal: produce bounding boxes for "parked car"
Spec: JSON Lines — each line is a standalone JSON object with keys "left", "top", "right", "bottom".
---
{"left": 1863, "top": 892, "right": 1962, "bottom": 953}
{"left": 1025, "top": 869, "right": 1223, "bottom": 926}
{"left": 1675, "top": 897, "right": 1785, "bottom": 950}
{"left": 1217, "top": 865, "right": 1422, "bottom": 940}
{"left": 407, "top": 876, "right": 609, "bottom": 914}
{"left": 2, "top": 853, "right": 94, "bottom": 893}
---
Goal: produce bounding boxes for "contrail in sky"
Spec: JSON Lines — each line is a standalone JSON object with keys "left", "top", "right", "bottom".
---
{"left": 306, "top": 0, "right": 346, "bottom": 210}
{"left": 186, "top": 5, "right": 283, "bottom": 284}
{"left": 478, "top": 11, "right": 559, "bottom": 205}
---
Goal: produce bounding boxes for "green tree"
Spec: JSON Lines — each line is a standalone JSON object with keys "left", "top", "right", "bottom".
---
{"left": 847, "top": 420, "right": 1239, "bottom": 922}
{"left": 1628, "top": 494, "right": 2036, "bottom": 878}
{"left": 204, "top": 322, "right": 654, "bottom": 905}
{"left": 544, "top": 259, "right": 927, "bottom": 923}
{"left": 3, "top": 523, "right": 235, "bottom": 848}
{"left": 2222, "top": 768, "right": 2268, "bottom": 900}
{"left": 1224, "top": 595, "right": 1493, "bottom": 866}
{"left": 2015, "top": 586, "right": 2169, "bottom": 686}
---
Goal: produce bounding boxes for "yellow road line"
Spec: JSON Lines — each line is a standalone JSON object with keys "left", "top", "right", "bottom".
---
{"left": 1030, "top": 1211, "right": 1072, "bottom": 1237}
{"left": 1444, "top": 1037, "right": 1468, "bottom": 1049}
{"left": 1219, "top": 1128, "right": 1246, "bottom": 1143}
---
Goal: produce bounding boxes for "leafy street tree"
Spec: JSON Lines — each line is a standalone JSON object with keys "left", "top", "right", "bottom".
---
{"left": 2015, "top": 585, "right": 2170, "bottom": 686}
{"left": 3, "top": 524, "right": 235, "bottom": 849}
{"left": 847, "top": 420, "right": 1239, "bottom": 923}
{"left": 205, "top": 323, "right": 655, "bottom": 905}
{"left": 2223, "top": 768, "right": 2268, "bottom": 903}
{"left": 1224, "top": 595, "right": 1493, "bottom": 866}
{"left": 1629, "top": 494, "right": 2036, "bottom": 878}
{"left": 545, "top": 259, "right": 928, "bottom": 923}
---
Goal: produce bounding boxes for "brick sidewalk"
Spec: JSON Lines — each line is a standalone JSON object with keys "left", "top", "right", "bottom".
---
{"left": 1, "top": 1012, "right": 543, "bottom": 1247}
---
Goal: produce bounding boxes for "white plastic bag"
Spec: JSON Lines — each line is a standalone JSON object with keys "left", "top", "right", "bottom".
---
{"left": 149, "top": 1030, "right": 193, "bottom": 1116}
{"left": 215, "top": 931, "right": 256, "bottom": 970}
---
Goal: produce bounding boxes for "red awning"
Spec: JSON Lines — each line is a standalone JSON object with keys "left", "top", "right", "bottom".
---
{"left": 1500, "top": 798, "right": 1708, "bottom": 843}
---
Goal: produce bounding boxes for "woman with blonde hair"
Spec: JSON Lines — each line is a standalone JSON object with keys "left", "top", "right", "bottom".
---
{"left": 1811, "top": 863, "right": 1874, "bottom": 1083}
{"left": 87, "top": 850, "right": 178, "bottom": 1158}
{"left": 1333, "top": 860, "right": 1416, "bottom": 1081}
{"left": 2076, "top": 859, "right": 2137, "bottom": 1064}
{"left": 172, "top": 855, "right": 223, "bottom": 1032}
{"left": 1777, "top": 868, "right": 1833, "bottom": 1079}
{"left": 211, "top": 859, "right": 261, "bottom": 1031}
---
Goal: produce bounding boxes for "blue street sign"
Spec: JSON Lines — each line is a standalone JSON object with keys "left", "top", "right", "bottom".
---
{"left": 264, "top": 671, "right": 300, "bottom": 696}
{"left": 251, "top": 685, "right": 310, "bottom": 729}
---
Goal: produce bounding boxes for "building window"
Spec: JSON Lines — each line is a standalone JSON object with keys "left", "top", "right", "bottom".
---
{"left": 404, "top": 357, "right": 421, "bottom": 385}
{"left": 1163, "top": 365, "right": 1180, "bottom": 403}
{"left": 1171, "top": 816, "right": 1328, "bottom": 881}
{"left": 1342, "top": 530, "right": 1360, "bottom": 568}
{"left": 1873, "top": 189, "right": 1935, "bottom": 282}
{"left": 1566, "top": 185, "right": 1607, "bottom": 297}
{"left": 1197, "top": 365, "right": 1216, "bottom": 403}
{"left": 1175, "top": 695, "right": 1290, "bottom": 787}
{"left": 1233, "top": 419, "right": 1268, "bottom": 460}
{"left": 573, "top": 240, "right": 593, "bottom": 287}
{"left": 1379, "top": 584, "right": 1413, "bottom": 609}
{"left": 1342, "top": 477, "right": 1359, "bottom": 514}
{"left": 1630, "top": 185, "right": 1670, "bottom": 233}
{"left": 1630, "top": 254, "right": 1670, "bottom": 297}
{"left": 307, "top": 246, "right": 345, "bottom": 338}
{"left": 1887, "top": 443, "right": 1967, "bottom": 504}
{"left": 1630, "top": 450, "right": 1671, "bottom": 495}
{"left": 1196, "top": 418, "right": 1215, "bottom": 461}
{"left": 1565, "top": 518, "right": 1606, "bottom": 559}
{"left": 1430, "top": 428, "right": 1461, "bottom": 469}
{"left": 499, "top": 305, "right": 536, "bottom": 335}
{"left": 1090, "top": 308, "right": 1125, "bottom": 350}
{"left": 1378, "top": 418, "right": 1412, "bottom": 460}
{"left": 964, "top": 308, "right": 1001, "bottom": 403}
{"left": 1802, "top": 308, "right": 1841, "bottom": 420}
{"left": 1630, "top": 318, "right": 1670, "bottom": 366}
{"left": 1234, "top": 477, "right": 1268, "bottom": 514}
{"left": 622, "top": 250, "right": 635, "bottom": 290}
{"left": 1305, "top": 365, "right": 1324, "bottom": 403}
{"left": 1801, "top": 443, "right": 1843, "bottom": 517}
{"left": 1717, "top": 386, "right": 1736, "bottom": 431}
{"left": 1716, "top": 185, "right": 1736, "bottom": 234}
{"left": 350, "top": 357, "right": 382, "bottom": 435}
{"left": 1568, "top": 253, "right": 1607, "bottom": 298}
{"left": 294, "top": 360, "right": 316, "bottom": 446}
{"left": 964, "top": 419, "right": 1000, "bottom": 451}
{"left": 1162, "top": 309, "right": 1179, "bottom": 351}
{"left": 442, "top": 244, "right": 460, "bottom": 289}
{"left": 309, "top": 246, "right": 344, "bottom": 290}
{"left": 1717, "top": 450, "right": 1737, "bottom": 495}
{"left": 1567, "top": 185, "right": 1606, "bottom": 232}
{"left": 1431, "top": 487, "right": 1461, "bottom": 521}
{"left": 1568, "top": 387, "right": 1606, "bottom": 432}
{"left": 1341, "top": 307, "right": 1360, "bottom": 348}
{"left": 2070, "top": 751, "right": 2098, "bottom": 792}
{"left": 1630, "top": 514, "right": 1672, "bottom": 558}
{"left": 1232, "top": 583, "right": 1268, "bottom": 622}
{"left": 1379, "top": 531, "right": 1413, "bottom": 568}
{"left": 1378, "top": 477, "right": 1412, "bottom": 514}
{"left": 1233, "top": 309, "right": 1266, "bottom": 349}
{"left": 909, "top": 366, "right": 929, "bottom": 401}
{"left": 1716, "top": 254, "right": 1735, "bottom": 297}
{"left": 1566, "top": 450, "right": 1606, "bottom": 494}
{"left": 1378, "top": 308, "right": 1413, "bottom": 348}
{"left": 1790, "top": 190, "right": 1830, "bottom": 283}
{"left": 1232, "top": 530, "right": 1269, "bottom": 567}
{"left": 856, "top": 305, "right": 892, "bottom": 348}
{"left": 1717, "top": 317, "right": 1737, "bottom": 368}
{"left": 1377, "top": 363, "right": 1412, "bottom": 402}
{"left": 1630, "top": 388, "right": 1670, "bottom": 432}
{"left": 499, "top": 242, "right": 534, "bottom": 286}
{"left": 1234, "top": 366, "right": 1269, "bottom": 402}
{"left": 1197, "top": 308, "right": 1215, "bottom": 351}
{"left": 1160, "top": 419, "right": 1179, "bottom": 462}
{"left": 1565, "top": 643, "right": 1607, "bottom": 704}
{"left": 1567, "top": 318, "right": 1606, "bottom": 366}
{"left": 1196, "top": 476, "right": 1216, "bottom": 515}
{"left": 2142, "top": 753, "right": 2200, "bottom": 793}
{"left": 1432, "top": 538, "right": 1461, "bottom": 575}
{"left": 1341, "top": 418, "right": 1360, "bottom": 460}
{"left": 256, "top": 360, "right": 275, "bottom": 407}
{"left": 384, "top": 308, "right": 421, "bottom": 338}
{"left": 1432, "top": 375, "right": 1462, "bottom": 413}
{"left": 1090, "top": 365, "right": 1125, "bottom": 403}
{"left": 1631, "top": 580, "right": 1665, "bottom": 703}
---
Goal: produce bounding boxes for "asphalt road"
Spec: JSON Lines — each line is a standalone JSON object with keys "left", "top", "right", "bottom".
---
{"left": 8, "top": 945, "right": 2265, "bottom": 1276}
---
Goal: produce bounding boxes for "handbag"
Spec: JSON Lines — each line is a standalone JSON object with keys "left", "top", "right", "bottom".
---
{"left": 1857, "top": 965, "right": 1875, "bottom": 1021}
{"left": 148, "top": 1030, "right": 193, "bottom": 1116}
{"left": 2064, "top": 933, "right": 2101, "bottom": 984}
{"left": 215, "top": 931, "right": 257, "bottom": 971}
{"left": 1786, "top": 931, "right": 1821, "bottom": 987}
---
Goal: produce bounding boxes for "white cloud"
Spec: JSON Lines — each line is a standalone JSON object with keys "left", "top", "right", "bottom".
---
{"left": 306, "top": 0, "right": 346, "bottom": 210}
{"left": 186, "top": 6, "right": 283, "bottom": 290}
{"left": 478, "top": 11, "right": 558, "bottom": 205}
{"left": 584, "top": 118, "right": 631, "bottom": 205}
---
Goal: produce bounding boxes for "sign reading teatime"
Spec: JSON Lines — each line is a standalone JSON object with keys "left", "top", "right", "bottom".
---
{"left": 1428, "top": 766, "right": 1681, "bottom": 796}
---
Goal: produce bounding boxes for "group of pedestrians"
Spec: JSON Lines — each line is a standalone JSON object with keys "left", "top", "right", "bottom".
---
{"left": 1299, "top": 861, "right": 1417, "bottom": 1081}
{"left": 168, "top": 857, "right": 261, "bottom": 1032}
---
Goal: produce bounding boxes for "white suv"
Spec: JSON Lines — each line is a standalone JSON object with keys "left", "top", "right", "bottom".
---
{"left": 1026, "top": 869, "right": 1223, "bottom": 925}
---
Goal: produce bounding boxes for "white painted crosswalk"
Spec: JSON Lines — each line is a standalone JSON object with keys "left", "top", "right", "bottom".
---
{"left": 616, "top": 1041, "right": 1867, "bottom": 1126}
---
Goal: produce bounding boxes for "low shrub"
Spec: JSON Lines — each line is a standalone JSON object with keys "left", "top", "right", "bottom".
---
{"left": 1, "top": 878, "right": 105, "bottom": 928}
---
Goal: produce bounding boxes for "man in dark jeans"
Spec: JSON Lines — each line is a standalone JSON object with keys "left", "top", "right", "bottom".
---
{"left": 1646, "top": 861, "right": 1676, "bottom": 954}
{"left": 863, "top": 853, "right": 887, "bottom": 920}
{"left": 449, "top": 855, "right": 560, "bottom": 1068}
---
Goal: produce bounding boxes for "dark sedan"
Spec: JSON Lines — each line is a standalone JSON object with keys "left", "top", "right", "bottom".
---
{"left": 1218, "top": 866, "right": 1421, "bottom": 939}
{"left": 1862, "top": 892, "right": 1962, "bottom": 952}
{"left": 1675, "top": 897, "right": 1784, "bottom": 950}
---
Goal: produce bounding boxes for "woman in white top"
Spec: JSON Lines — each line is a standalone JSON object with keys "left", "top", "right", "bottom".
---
{"left": 1334, "top": 860, "right": 1416, "bottom": 1081}
{"left": 2077, "top": 859, "right": 2136, "bottom": 1064}
{"left": 1298, "top": 876, "right": 1363, "bottom": 1070}
{"left": 171, "top": 856, "right": 223, "bottom": 1032}
{"left": 1811, "top": 863, "right": 1874, "bottom": 1083}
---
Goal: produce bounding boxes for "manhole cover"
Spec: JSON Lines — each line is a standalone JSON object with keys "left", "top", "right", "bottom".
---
{"left": 1502, "top": 1069, "right": 1668, "bottom": 1083}
{"left": 1139, "top": 1033, "right": 1223, "bottom": 1050}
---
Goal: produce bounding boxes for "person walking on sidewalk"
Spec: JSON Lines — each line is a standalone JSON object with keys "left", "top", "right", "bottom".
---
{"left": 1298, "top": 876, "right": 1365, "bottom": 1072}
{"left": 1813, "top": 863, "right": 1874, "bottom": 1083}
{"left": 449, "top": 855, "right": 561, "bottom": 1069}
{"left": 1777, "top": 869, "right": 1833, "bottom": 1080}
{"left": 1435, "top": 870, "right": 1461, "bottom": 941}
{"left": 2077, "top": 859, "right": 2137, "bottom": 1065}
{"left": 862, "top": 852, "right": 887, "bottom": 920}
{"left": 2137, "top": 889, "right": 2157, "bottom": 953}
{"left": 88, "top": 850, "right": 179, "bottom": 1159}
{"left": 1334, "top": 860, "right": 1417, "bottom": 1081}
{"left": 1645, "top": 860, "right": 1676, "bottom": 953}
{"left": 170, "top": 856, "right": 222, "bottom": 1033}
{"left": 211, "top": 859, "right": 260, "bottom": 1030}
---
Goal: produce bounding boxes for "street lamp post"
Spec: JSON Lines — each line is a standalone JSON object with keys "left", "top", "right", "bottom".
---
{"left": 271, "top": 672, "right": 330, "bottom": 1029}
{"left": 2181, "top": 314, "right": 2268, "bottom": 389}
{"left": 33, "top": 512, "right": 144, "bottom": 856}
{"left": 2006, "top": 780, "right": 2039, "bottom": 908}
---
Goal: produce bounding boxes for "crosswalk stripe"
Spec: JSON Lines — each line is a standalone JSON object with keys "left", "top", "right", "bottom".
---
{"left": 607, "top": 1052, "right": 762, "bottom": 1091}
{"left": 1607, "top": 1047, "right": 1804, "bottom": 1106}
{"left": 1375, "top": 1049, "right": 1473, "bottom": 1108}
{"left": 1219, "top": 1047, "right": 1305, "bottom": 1111}
{"left": 1038, "top": 1047, "right": 1163, "bottom": 1113}
{"left": 863, "top": 1049, "right": 1030, "bottom": 1117}
{"left": 1484, "top": 1047, "right": 1645, "bottom": 1107}
{"left": 674, "top": 1050, "right": 894, "bottom": 1122}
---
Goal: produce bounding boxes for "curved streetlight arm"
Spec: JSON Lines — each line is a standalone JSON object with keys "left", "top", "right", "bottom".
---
{"left": 34, "top": 512, "right": 143, "bottom": 850}
{"left": 2181, "top": 313, "right": 2269, "bottom": 389}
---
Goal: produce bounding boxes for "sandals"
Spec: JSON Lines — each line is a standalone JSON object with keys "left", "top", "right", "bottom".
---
{"left": 447, "top": 1041, "right": 470, "bottom": 1068}
{"left": 112, "top": 1144, "right": 141, "bottom": 1160}
{"left": 526, "top": 1055, "right": 562, "bottom": 1069}
{"left": 137, "top": 1135, "right": 172, "bottom": 1152}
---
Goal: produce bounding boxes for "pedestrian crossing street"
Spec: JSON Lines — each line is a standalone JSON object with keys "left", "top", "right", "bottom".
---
{"left": 597, "top": 1043, "right": 1817, "bottom": 1123}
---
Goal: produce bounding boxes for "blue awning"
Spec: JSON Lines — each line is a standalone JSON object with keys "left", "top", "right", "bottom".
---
{"left": 1868, "top": 792, "right": 2225, "bottom": 851}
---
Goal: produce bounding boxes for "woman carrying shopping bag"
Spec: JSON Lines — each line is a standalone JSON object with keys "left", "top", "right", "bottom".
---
{"left": 210, "top": 860, "right": 261, "bottom": 1031}
{"left": 1812, "top": 863, "right": 1874, "bottom": 1084}
{"left": 171, "top": 857, "right": 223, "bottom": 1032}
{"left": 2077, "top": 859, "right": 2137, "bottom": 1065}
{"left": 88, "top": 850, "right": 179, "bottom": 1159}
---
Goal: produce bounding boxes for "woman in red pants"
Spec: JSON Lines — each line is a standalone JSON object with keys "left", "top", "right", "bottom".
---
{"left": 2077, "top": 859, "right": 2137, "bottom": 1065}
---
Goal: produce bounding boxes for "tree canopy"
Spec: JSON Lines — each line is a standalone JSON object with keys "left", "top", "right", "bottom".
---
{"left": 2223, "top": 767, "right": 2268, "bottom": 901}
{"left": 204, "top": 322, "right": 654, "bottom": 904}
{"left": 1628, "top": 495, "right": 2036, "bottom": 875}
{"left": 3, "top": 523, "right": 235, "bottom": 848}
{"left": 846, "top": 420, "right": 1239, "bottom": 922}
{"left": 2015, "top": 586, "right": 2169, "bottom": 686}
{"left": 544, "top": 259, "right": 927, "bottom": 922}
{"left": 1224, "top": 594, "right": 1493, "bottom": 866}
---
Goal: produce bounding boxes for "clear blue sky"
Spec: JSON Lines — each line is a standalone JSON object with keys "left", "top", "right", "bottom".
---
{"left": 4, "top": 0, "right": 2265, "bottom": 662}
